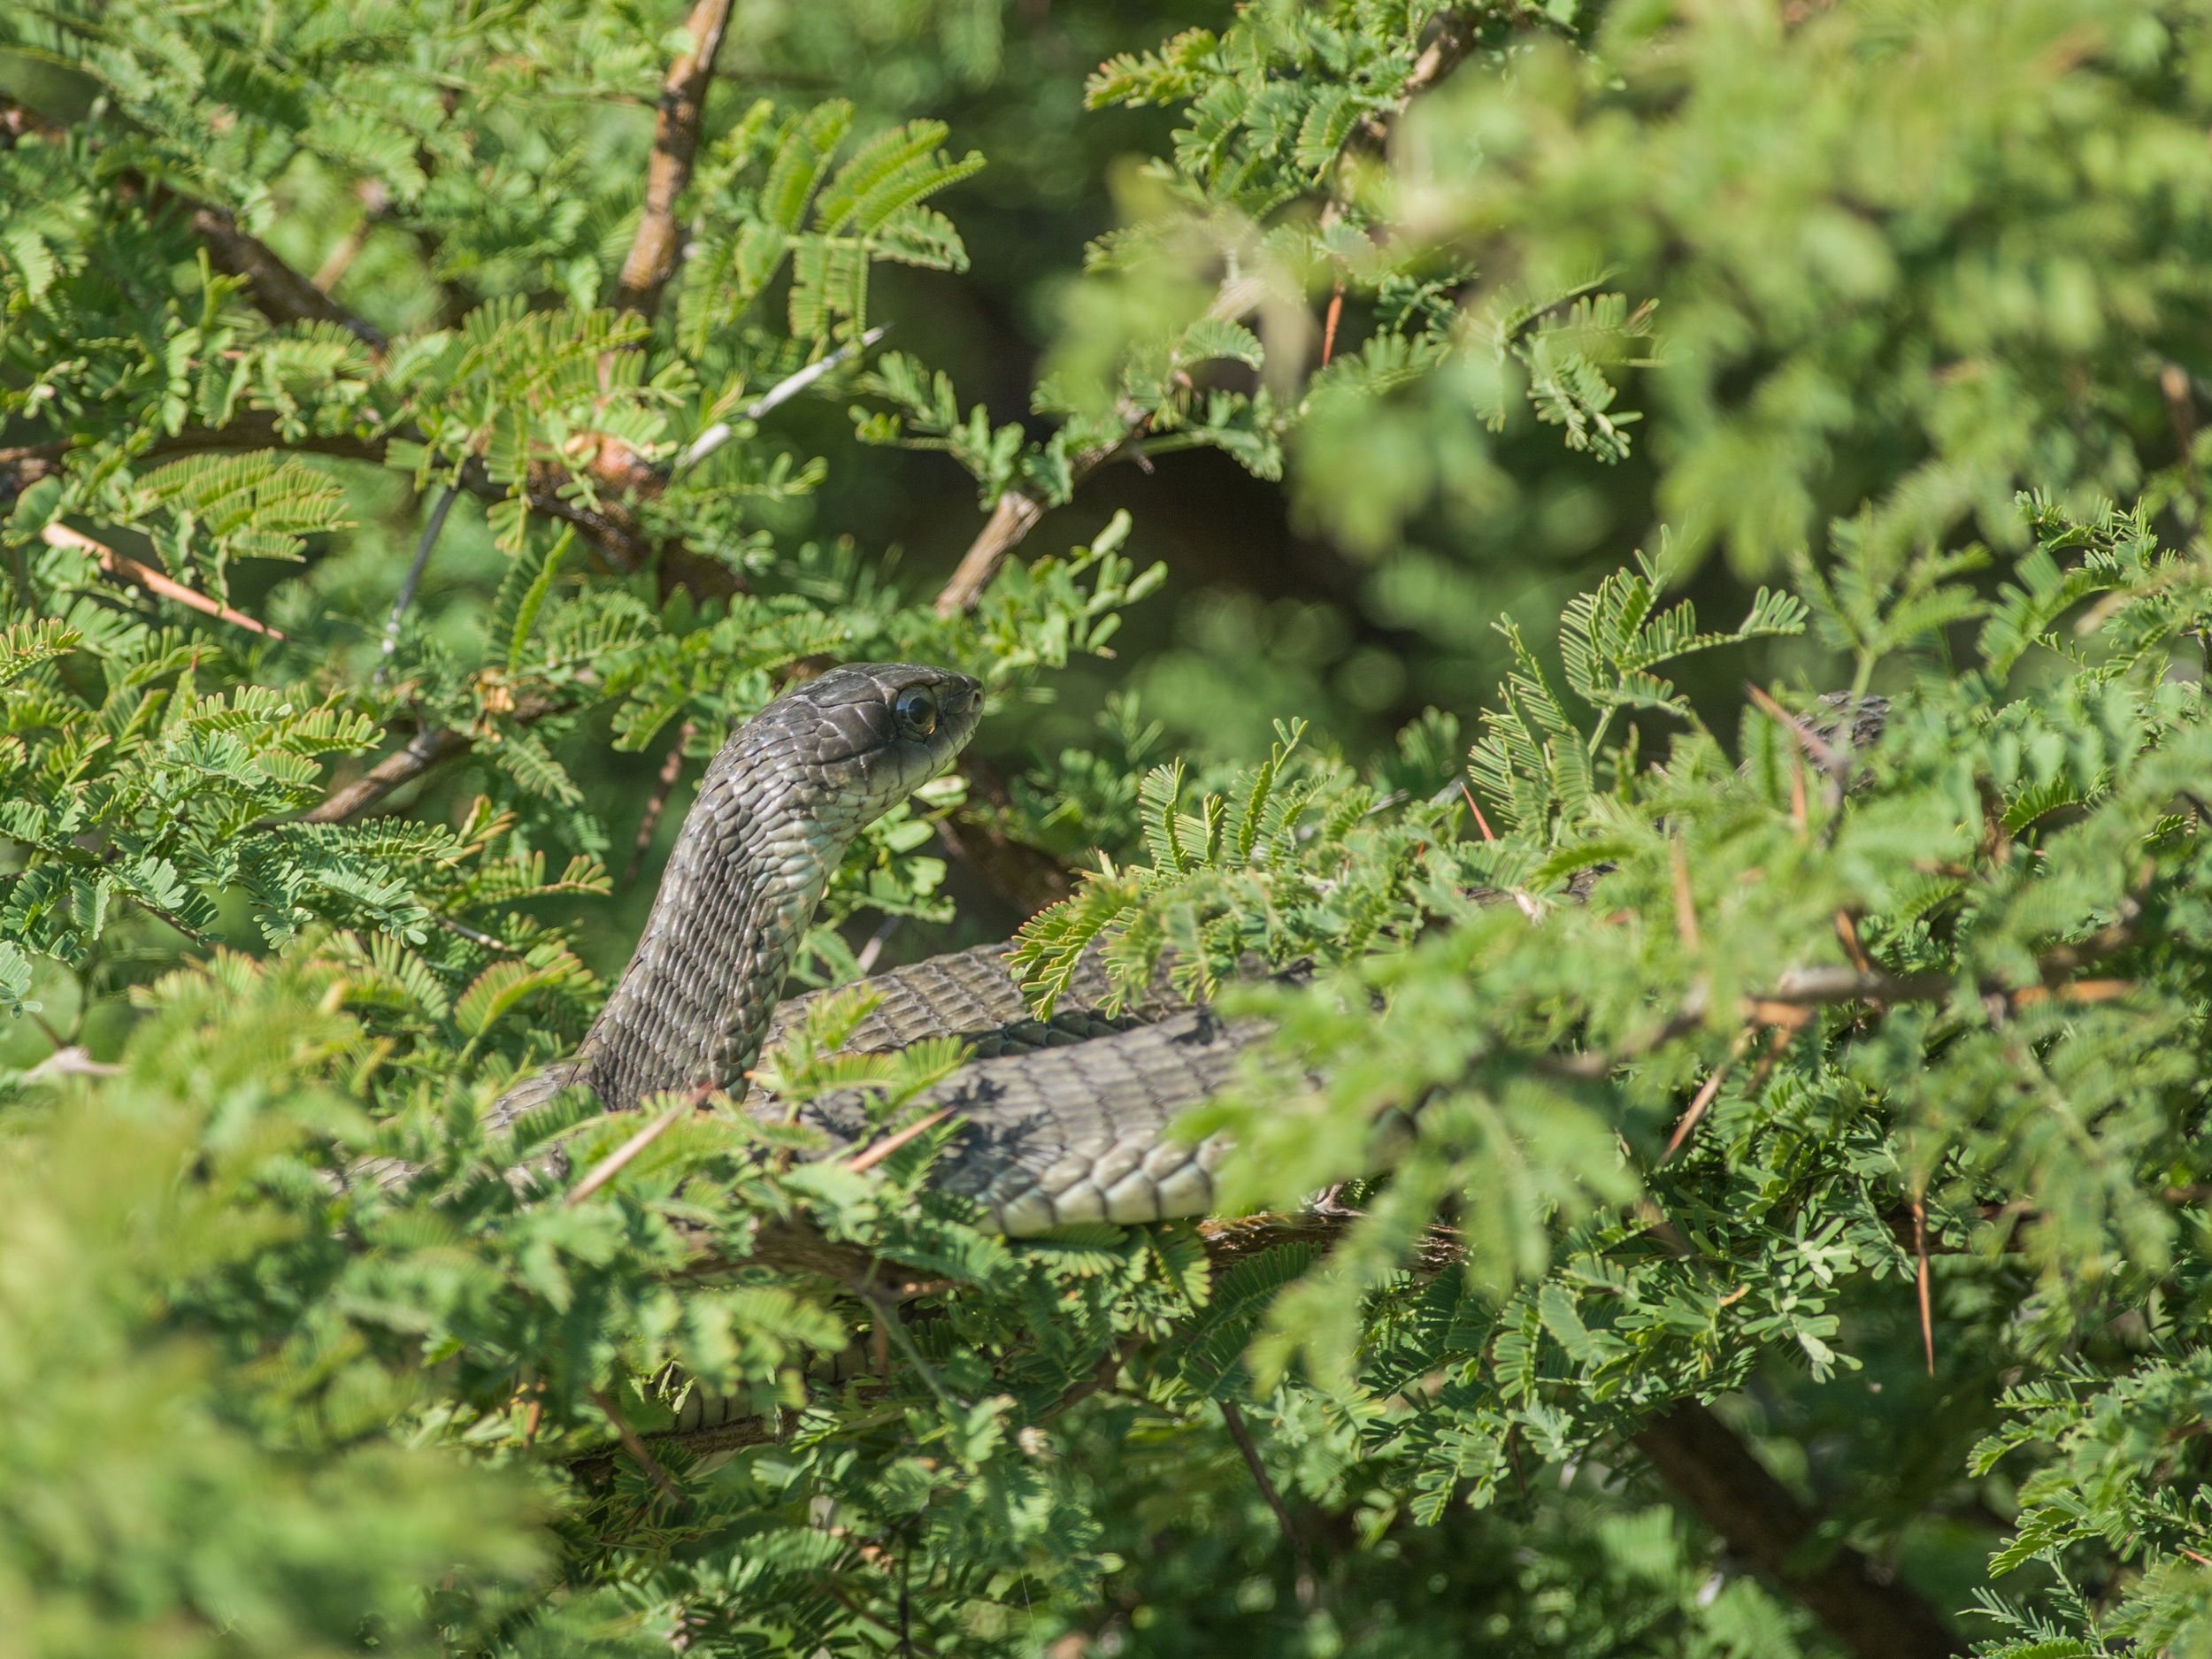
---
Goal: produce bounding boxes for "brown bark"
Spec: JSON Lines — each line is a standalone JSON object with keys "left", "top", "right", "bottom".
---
{"left": 614, "top": 0, "right": 735, "bottom": 320}
{"left": 1632, "top": 1399, "right": 1966, "bottom": 1659}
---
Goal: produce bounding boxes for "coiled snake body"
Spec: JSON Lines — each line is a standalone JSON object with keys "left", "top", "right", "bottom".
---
{"left": 495, "top": 664, "right": 1241, "bottom": 1233}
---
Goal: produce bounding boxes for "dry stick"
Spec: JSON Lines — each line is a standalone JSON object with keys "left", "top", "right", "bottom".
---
{"left": 374, "top": 485, "right": 458, "bottom": 683}
{"left": 614, "top": 0, "right": 735, "bottom": 319}
{"left": 42, "top": 523, "right": 286, "bottom": 638}
{"left": 1911, "top": 1196, "right": 1935, "bottom": 1377}
{"left": 623, "top": 720, "right": 697, "bottom": 888}
{"left": 929, "top": 13, "right": 1479, "bottom": 620}
{"left": 566, "top": 1095, "right": 702, "bottom": 1206}
{"left": 1218, "top": 1399, "right": 1324, "bottom": 1612}
{"left": 587, "top": 1385, "right": 689, "bottom": 1510}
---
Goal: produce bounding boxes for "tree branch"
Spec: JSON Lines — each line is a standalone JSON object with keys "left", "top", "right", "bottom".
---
{"left": 303, "top": 726, "right": 473, "bottom": 823}
{"left": 615, "top": 0, "right": 735, "bottom": 320}
{"left": 928, "top": 8, "right": 1482, "bottom": 618}
{"left": 1632, "top": 1399, "right": 1966, "bottom": 1659}
{"left": 188, "top": 205, "right": 388, "bottom": 352}
{"left": 9, "top": 414, "right": 665, "bottom": 575}
{"left": 41, "top": 522, "right": 286, "bottom": 637}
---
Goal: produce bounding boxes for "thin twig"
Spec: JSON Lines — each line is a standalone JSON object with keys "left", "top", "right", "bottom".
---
{"left": 303, "top": 725, "right": 474, "bottom": 823}
{"left": 374, "top": 485, "right": 458, "bottom": 682}
{"left": 1219, "top": 1399, "right": 1323, "bottom": 1611}
{"left": 42, "top": 523, "right": 286, "bottom": 638}
{"left": 676, "top": 326, "right": 890, "bottom": 473}
{"left": 623, "top": 720, "right": 696, "bottom": 888}
{"left": 587, "top": 1385, "right": 689, "bottom": 1509}
{"left": 1742, "top": 1024, "right": 1800, "bottom": 1096}
{"left": 311, "top": 178, "right": 390, "bottom": 293}
{"left": 566, "top": 1095, "right": 701, "bottom": 1206}
{"left": 1041, "top": 1335, "right": 1148, "bottom": 1424}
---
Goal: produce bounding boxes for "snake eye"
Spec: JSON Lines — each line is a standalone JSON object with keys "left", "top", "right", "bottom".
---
{"left": 894, "top": 685, "right": 939, "bottom": 737}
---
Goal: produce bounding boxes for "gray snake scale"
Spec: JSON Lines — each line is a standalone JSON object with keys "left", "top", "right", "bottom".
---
{"left": 492, "top": 664, "right": 1245, "bottom": 1233}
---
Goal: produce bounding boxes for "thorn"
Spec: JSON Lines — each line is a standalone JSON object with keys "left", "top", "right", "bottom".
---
{"left": 565, "top": 1093, "right": 703, "bottom": 1206}
{"left": 845, "top": 1108, "right": 954, "bottom": 1173}
{"left": 854, "top": 912, "right": 899, "bottom": 976}
{"left": 1670, "top": 837, "right": 1701, "bottom": 954}
{"left": 1745, "top": 682, "right": 1848, "bottom": 781}
{"left": 1460, "top": 781, "right": 1496, "bottom": 841}
{"left": 1320, "top": 279, "right": 1345, "bottom": 367}
{"left": 1834, "top": 910, "right": 1872, "bottom": 972}
{"left": 1662, "top": 1028, "right": 1755, "bottom": 1164}
{"left": 1911, "top": 1195, "right": 1935, "bottom": 1377}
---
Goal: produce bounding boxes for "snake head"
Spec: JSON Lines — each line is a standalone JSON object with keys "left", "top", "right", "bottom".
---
{"left": 756, "top": 661, "right": 984, "bottom": 818}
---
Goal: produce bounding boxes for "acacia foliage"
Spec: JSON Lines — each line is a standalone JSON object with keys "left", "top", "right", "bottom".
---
{"left": 4, "top": 2, "right": 2212, "bottom": 1658}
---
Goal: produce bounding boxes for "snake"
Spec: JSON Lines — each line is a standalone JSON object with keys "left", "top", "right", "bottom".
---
{"left": 491, "top": 663, "right": 1246, "bottom": 1234}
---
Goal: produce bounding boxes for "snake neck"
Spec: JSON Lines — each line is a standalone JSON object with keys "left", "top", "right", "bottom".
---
{"left": 571, "top": 749, "right": 867, "bottom": 1114}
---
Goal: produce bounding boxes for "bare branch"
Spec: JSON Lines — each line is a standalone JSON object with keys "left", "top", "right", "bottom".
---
{"left": 1220, "top": 1399, "right": 1325, "bottom": 1611}
{"left": 42, "top": 522, "right": 285, "bottom": 638}
{"left": 188, "top": 205, "right": 389, "bottom": 353}
{"left": 1632, "top": 1399, "right": 1965, "bottom": 1658}
{"left": 303, "top": 726, "right": 473, "bottom": 823}
{"left": 615, "top": 0, "right": 736, "bottom": 320}
{"left": 587, "top": 1385, "right": 690, "bottom": 1509}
